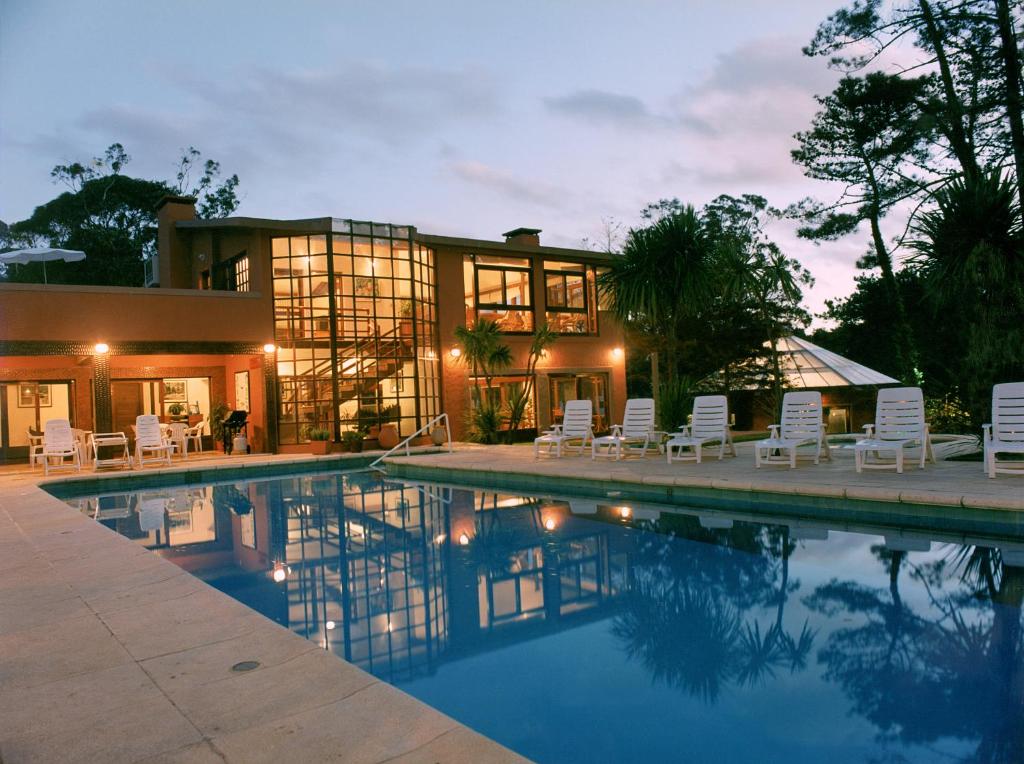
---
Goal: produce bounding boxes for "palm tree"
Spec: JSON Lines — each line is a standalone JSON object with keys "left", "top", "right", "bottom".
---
{"left": 453, "top": 319, "right": 512, "bottom": 443}
{"left": 504, "top": 323, "right": 557, "bottom": 439}
{"left": 598, "top": 207, "right": 719, "bottom": 384}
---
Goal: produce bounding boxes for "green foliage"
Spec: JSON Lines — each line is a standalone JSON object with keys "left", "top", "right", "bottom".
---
{"left": 167, "top": 403, "right": 185, "bottom": 416}
{"left": 304, "top": 426, "right": 331, "bottom": 441}
{"left": 924, "top": 391, "right": 974, "bottom": 435}
{"left": 504, "top": 323, "right": 558, "bottom": 439}
{"left": 465, "top": 404, "right": 504, "bottom": 444}
{"left": 341, "top": 429, "right": 365, "bottom": 447}
{"left": 657, "top": 378, "right": 700, "bottom": 432}
{"left": 4, "top": 143, "right": 240, "bottom": 286}
{"left": 209, "top": 402, "right": 231, "bottom": 444}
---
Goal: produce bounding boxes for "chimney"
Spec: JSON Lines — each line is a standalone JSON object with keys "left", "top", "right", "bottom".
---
{"left": 155, "top": 195, "right": 197, "bottom": 289}
{"left": 502, "top": 227, "right": 541, "bottom": 247}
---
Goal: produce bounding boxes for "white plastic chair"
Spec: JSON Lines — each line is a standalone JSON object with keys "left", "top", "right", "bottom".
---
{"left": 592, "top": 398, "right": 655, "bottom": 460}
{"left": 854, "top": 387, "right": 934, "bottom": 473}
{"left": 755, "top": 391, "right": 830, "bottom": 469}
{"left": 27, "top": 427, "right": 44, "bottom": 468}
{"left": 535, "top": 400, "right": 593, "bottom": 458}
{"left": 983, "top": 382, "right": 1024, "bottom": 478}
{"left": 41, "top": 419, "right": 82, "bottom": 476}
{"left": 665, "top": 395, "right": 735, "bottom": 464}
{"left": 184, "top": 419, "right": 205, "bottom": 454}
{"left": 135, "top": 415, "right": 174, "bottom": 468}
{"left": 91, "top": 432, "right": 132, "bottom": 471}
{"left": 167, "top": 422, "right": 189, "bottom": 459}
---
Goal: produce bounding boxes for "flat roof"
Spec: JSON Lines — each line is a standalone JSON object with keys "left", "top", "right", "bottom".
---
{"left": 176, "top": 216, "right": 618, "bottom": 261}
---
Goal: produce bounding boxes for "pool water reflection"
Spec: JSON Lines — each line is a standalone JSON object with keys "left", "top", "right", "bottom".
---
{"left": 67, "top": 473, "right": 1024, "bottom": 764}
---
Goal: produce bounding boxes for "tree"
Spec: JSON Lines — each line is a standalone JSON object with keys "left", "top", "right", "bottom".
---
{"left": 909, "top": 170, "right": 1024, "bottom": 423}
{"left": 4, "top": 143, "right": 241, "bottom": 286}
{"left": 504, "top": 324, "right": 557, "bottom": 439}
{"left": 454, "top": 319, "right": 513, "bottom": 443}
{"left": 791, "top": 73, "right": 932, "bottom": 383}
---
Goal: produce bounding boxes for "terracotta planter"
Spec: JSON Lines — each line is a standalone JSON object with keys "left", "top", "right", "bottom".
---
{"left": 379, "top": 424, "right": 400, "bottom": 449}
{"left": 309, "top": 440, "right": 329, "bottom": 455}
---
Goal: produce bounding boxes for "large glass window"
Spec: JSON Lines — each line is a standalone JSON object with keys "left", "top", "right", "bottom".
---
{"left": 272, "top": 225, "right": 439, "bottom": 445}
{"left": 463, "top": 255, "right": 534, "bottom": 333}
{"left": 544, "top": 261, "right": 598, "bottom": 334}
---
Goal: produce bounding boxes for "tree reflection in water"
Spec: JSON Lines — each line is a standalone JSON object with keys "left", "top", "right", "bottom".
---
{"left": 805, "top": 544, "right": 1024, "bottom": 764}
{"left": 611, "top": 516, "right": 815, "bottom": 703}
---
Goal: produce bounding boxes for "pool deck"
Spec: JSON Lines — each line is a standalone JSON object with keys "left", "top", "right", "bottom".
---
{"left": 384, "top": 441, "right": 1024, "bottom": 515}
{"left": 0, "top": 451, "right": 527, "bottom": 764}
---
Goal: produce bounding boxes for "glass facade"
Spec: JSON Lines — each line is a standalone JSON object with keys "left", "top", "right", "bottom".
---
{"left": 272, "top": 222, "right": 439, "bottom": 444}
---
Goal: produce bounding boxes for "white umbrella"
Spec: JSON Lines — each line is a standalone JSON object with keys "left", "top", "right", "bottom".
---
{"left": 0, "top": 247, "right": 86, "bottom": 284}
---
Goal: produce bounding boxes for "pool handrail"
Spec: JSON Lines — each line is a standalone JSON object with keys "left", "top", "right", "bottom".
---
{"left": 370, "top": 412, "right": 453, "bottom": 472}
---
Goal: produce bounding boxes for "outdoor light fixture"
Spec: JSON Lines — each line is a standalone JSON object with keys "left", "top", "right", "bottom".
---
{"left": 263, "top": 343, "right": 277, "bottom": 354}
{"left": 449, "top": 347, "right": 462, "bottom": 358}
{"left": 94, "top": 342, "right": 109, "bottom": 354}
{"left": 544, "top": 517, "right": 557, "bottom": 531}
{"left": 272, "top": 563, "right": 289, "bottom": 583}
{"left": 618, "top": 506, "right": 633, "bottom": 519}
{"left": 326, "top": 620, "right": 336, "bottom": 630}
{"left": 612, "top": 347, "right": 624, "bottom": 359}
{"left": 458, "top": 532, "right": 471, "bottom": 546}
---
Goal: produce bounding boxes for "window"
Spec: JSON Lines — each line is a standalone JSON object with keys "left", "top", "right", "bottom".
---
{"left": 213, "top": 251, "right": 250, "bottom": 292}
{"left": 463, "top": 255, "right": 534, "bottom": 333}
{"left": 544, "top": 261, "right": 597, "bottom": 334}
{"left": 469, "top": 376, "right": 536, "bottom": 430}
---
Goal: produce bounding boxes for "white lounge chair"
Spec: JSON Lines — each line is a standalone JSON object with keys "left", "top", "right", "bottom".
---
{"left": 41, "top": 418, "right": 82, "bottom": 476}
{"left": 91, "top": 432, "right": 132, "bottom": 471}
{"left": 135, "top": 415, "right": 174, "bottom": 468}
{"left": 755, "top": 391, "right": 830, "bottom": 469}
{"left": 983, "top": 382, "right": 1024, "bottom": 478}
{"left": 854, "top": 386, "right": 934, "bottom": 473}
{"left": 166, "top": 422, "right": 189, "bottom": 459}
{"left": 535, "top": 399, "right": 593, "bottom": 458}
{"left": 665, "top": 395, "right": 735, "bottom": 463}
{"left": 592, "top": 398, "right": 655, "bottom": 460}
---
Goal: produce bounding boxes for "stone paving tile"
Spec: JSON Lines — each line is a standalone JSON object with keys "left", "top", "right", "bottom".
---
{"left": 209, "top": 682, "right": 459, "bottom": 764}
{"left": 133, "top": 741, "right": 228, "bottom": 764}
{"left": 388, "top": 727, "right": 530, "bottom": 764}
{"left": 0, "top": 694, "right": 203, "bottom": 764}
{"left": 0, "top": 591, "right": 92, "bottom": 636}
{"left": 0, "top": 612, "right": 133, "bottom": 690}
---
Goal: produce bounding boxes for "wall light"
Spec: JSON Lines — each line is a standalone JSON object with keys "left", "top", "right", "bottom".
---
{"left": 449, "top": 346, "right": 462, "bottom": 359}
{"left": 612, "top": 347, "right": 624, "bottom": 359}
{"left": 272, "top": 563, "right": 290, "bottom": 583}
{"left": 94, "top": 342, "right": 110, "bottom": 354}
{"left": 618, "top": 506, "right": 633, "bottom": 519}
{"left": 458, "top": 532, "right": 471, "bottom": 546}
{"left": 263, "top": 343, "right": 277, "bottom": 354}
{"left": 326, "top": 620, "right": 336, "bottom": 631}
{"left": 543, "top": 517, "right": 557, "bottom": 531}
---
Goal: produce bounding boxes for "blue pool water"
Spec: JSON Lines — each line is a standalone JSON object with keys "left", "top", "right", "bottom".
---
{"left": 64, "top": 472, "right": 1024, "bottom": 763}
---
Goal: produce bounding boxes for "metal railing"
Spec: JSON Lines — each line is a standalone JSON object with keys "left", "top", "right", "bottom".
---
{"left": 369, "top": 412, "right": 453, "bottom": 472}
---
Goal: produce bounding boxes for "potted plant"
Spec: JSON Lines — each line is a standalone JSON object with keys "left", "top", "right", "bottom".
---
{"left": 378, "top": 404, "right": 403, "bottom": 449}
{"left": 398, "top": 300, "right": 414, "bottom": 337}
{"left": 210, "top": 402, "right": 230, "bottom": 451}
{"left": 305, "top": 426, "right": 332, "bottom": 455}
{"left": 167, "top": 402, "right": 186, "bottom": 421}
{"left": 341, "top": 429, "right": 365, "bottom": 453}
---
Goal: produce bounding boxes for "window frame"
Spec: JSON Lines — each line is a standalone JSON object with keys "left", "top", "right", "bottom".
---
{"left": 468, "top": 256, "right": 535, "bottom": 335}
{"left": 213, "top": 251, "right": 250, "bottom": 292}
{"left": 543, "top": 262, "right": 599, "bottom": 336}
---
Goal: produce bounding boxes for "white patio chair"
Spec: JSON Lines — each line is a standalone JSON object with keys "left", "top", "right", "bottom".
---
{"left": 983, "top": 381, "right": 1024, "bottom": 478}
{"left": 592, "top": 398, "right": 655, "bottom": 460}
{"left": 41, "top": 418, "right": 82, "bottom": 476}
{"left": 755, "top": 391, "right": 831, "bottom": 469}
{"left": 167, "top": 422, "right": 189, "bottom": 459}
{"left": 535, "top": 399, "right": 593, "bottom": 458}
{"left": 184, "top": 419, "right": 205, "bottom": 454}
{"left": 854, "top": 386, "right": 934, "bottom": 474}
{"left": 27, "top": 427, "right": 44, "bottom": 468}
{"left": 134, "top": 414, "right": 174, "bottom": 468}
{"left": 91, "top": 432, "right": 132, "bottom": 471}
{"left": 665, "top": 395, "right": 736, "bottom": 464}
{"left": 138, "top": 493, "right": 169, "bottom": 532}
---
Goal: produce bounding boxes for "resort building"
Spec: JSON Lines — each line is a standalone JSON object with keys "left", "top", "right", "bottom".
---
{"left": 0, "top": 196, "right": 625, "bottom": 461}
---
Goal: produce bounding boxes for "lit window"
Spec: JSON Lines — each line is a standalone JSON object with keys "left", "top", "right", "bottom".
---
{"left": 544, "top": 261, "right": 597, "bottom": 334}
{"left": 463, "top": 255, "right": 534, "bottom": 333}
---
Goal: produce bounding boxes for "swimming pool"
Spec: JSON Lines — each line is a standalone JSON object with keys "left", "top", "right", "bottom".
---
{"left": 63, "top": 471, "right": 1024, "bottom": 763}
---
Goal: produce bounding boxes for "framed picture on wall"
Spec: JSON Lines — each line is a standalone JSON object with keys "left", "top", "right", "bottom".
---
{"left": 17, "top": 383, "right": 51, "bottom": 408}
{"left": 163, "top": 379, "right": 187, "bottom": 402}
{"left": 235, "top": 371, "right": 250, "bottom": 412}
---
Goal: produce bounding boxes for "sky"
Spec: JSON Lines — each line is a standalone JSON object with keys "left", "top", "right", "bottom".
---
{"left": 1, "top": 0, "right": 888, "bottom": 320}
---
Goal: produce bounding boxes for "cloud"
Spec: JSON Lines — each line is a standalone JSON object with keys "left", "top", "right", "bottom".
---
{"left": 543, "top": 89, "right": 662, "bottom": 128}
{"left": 447, "top": 160, "right": 568, "bottom": 208}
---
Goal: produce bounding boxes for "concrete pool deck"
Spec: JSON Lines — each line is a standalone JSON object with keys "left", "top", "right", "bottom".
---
{"left": 0, "top": 451, "right": 526, "bottom": 764}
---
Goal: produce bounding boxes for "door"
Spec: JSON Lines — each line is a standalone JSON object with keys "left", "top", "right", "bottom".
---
{"left": 0, "top": 381, "right": 74, "bottom": 463}
{"left": 548, "top": 373, "right": 609, "bottom": 434}
{"left": 112, "top": 381, "right": 145, "bottom": 437}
